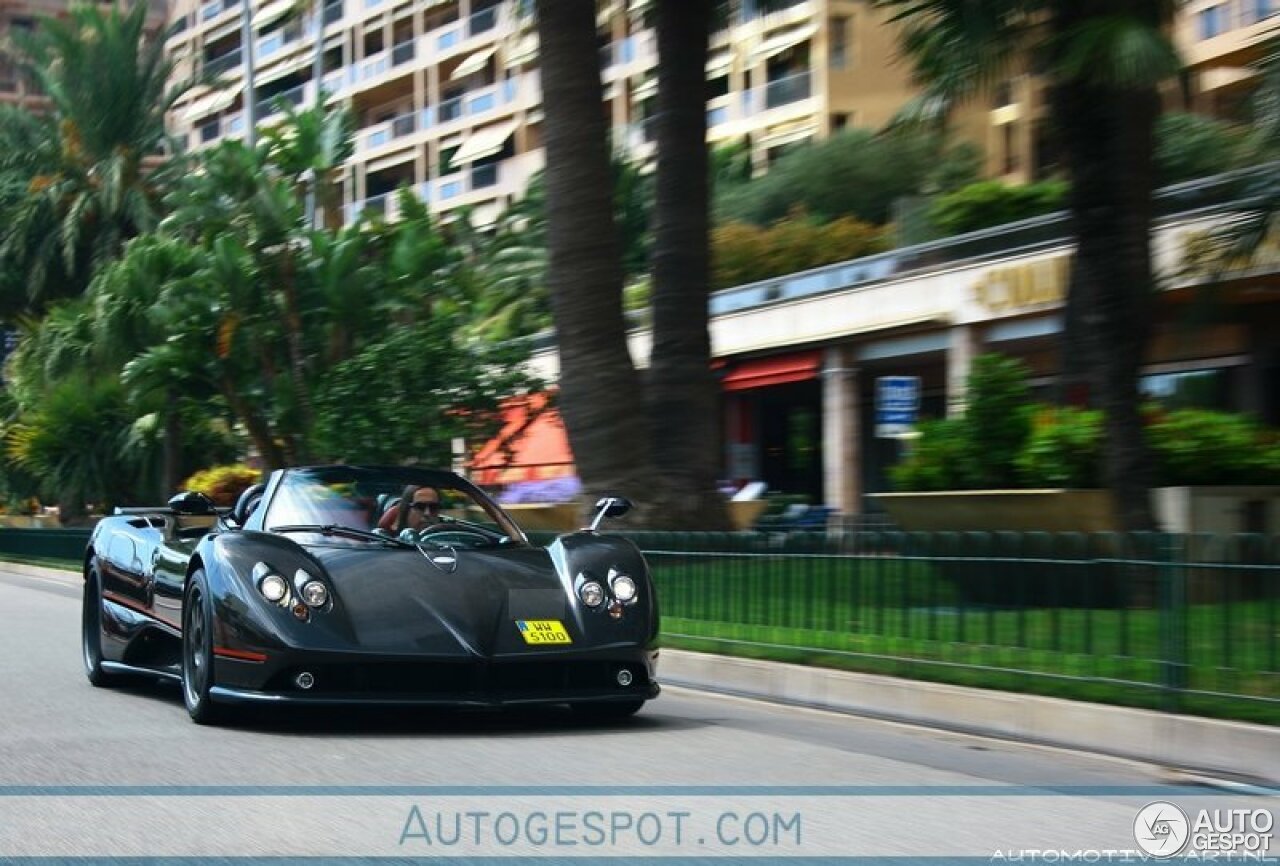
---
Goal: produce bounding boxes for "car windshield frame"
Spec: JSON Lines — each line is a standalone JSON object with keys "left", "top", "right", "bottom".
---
{"left": 259, "top": 465, "right": 530, "bottom": 548}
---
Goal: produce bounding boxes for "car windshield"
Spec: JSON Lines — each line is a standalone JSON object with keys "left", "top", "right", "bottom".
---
{"left": 262, "top": 466, "right": 528, "bottom": 548}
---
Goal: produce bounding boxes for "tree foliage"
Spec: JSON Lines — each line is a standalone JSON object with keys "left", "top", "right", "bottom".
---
{"left": 715, "top": 127, "right": 981, "bottom": 226}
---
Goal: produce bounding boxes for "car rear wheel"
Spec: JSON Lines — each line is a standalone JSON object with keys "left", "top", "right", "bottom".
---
{"left": 82, "top": 564, "right": 119, "bottom": 687}
{"left": 570, "top": 699, "right": 645, "bottom": 721}
{"left": 182, "top": 569, "right": 227, "bottom": 725}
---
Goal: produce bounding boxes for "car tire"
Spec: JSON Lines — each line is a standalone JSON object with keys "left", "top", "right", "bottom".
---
{"left": 182, "top": 569, "right": 228, "bottom": 726}
{"left": 82, "top": 564, "right": 119, "bottom": 687}
{"left": 570, "top": 699, "right": 645, "bottom": 721}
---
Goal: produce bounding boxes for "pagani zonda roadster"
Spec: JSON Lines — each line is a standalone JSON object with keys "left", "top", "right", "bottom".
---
{"left": 82, "top": 465, "right": 658, "bottom": 724}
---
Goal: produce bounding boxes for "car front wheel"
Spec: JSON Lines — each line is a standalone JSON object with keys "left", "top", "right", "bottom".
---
{"left": 182, "top": 569, "right": 227, "bottom": 725}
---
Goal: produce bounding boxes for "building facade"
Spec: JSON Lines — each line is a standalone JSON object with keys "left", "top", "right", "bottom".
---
{"left": 163, "top": 0, "right": 1050, "bottom": 227}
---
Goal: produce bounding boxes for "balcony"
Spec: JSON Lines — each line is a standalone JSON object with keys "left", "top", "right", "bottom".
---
{"left": 763, "top": 69, "right": 811, "bottom": 109}
{"left": 436, "top": 6, "right": 504, "bottom": 53}
{"left": 436, "top": 161, "right": 501, "bottom": 201}
{"left": 204, "top": 48, "right": 243, "bottom": 77}
{"left": 257, "top": 83, "right": 306, "bottom": 117}
{"left": 391, "top": 39, "right": 415, "bottom": 66}
{"left": 359, "top": 111, "right": 418, "bottom": 150}
{"left": 322, "top": 0, "right": 343, "bottom": 25}
{"left": 358, "top": 50, "right": 390, "bottom": 81}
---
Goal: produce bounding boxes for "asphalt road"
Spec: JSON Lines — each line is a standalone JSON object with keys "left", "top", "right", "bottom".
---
{"left": 1, "top": 565, "right": 1275, "bottom": 860}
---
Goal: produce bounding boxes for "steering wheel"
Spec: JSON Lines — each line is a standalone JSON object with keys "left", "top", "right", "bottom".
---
{"left": 413, "top": 523, "right": 502, "bottom": 546}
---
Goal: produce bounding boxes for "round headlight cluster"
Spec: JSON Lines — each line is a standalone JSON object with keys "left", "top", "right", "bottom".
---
{"left": 611, "top": 574, "right": 637, "bottom": 603}
{"left": 260, "top": 574, "right": 289, "bottom": 603}
{"left": 254, "top": 562, "right": 330, "bottom": 612}
{"left": 579, "top": 580, "right": 605, "bottom": 608}
{"left": 300, "top": 579, "right": 329, "bottom": 607}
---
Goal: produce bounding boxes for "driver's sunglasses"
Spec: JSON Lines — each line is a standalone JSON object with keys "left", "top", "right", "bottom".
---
{"left": 410, "top": 501, "right": 440, "bottom": 512}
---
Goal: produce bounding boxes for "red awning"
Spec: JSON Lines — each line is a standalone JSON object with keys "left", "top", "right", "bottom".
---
{"left": 470, "top": 393, "right": 575, "bottom": 485}
{"left": 720, "top": 350, "right": 823, "bottom": 392}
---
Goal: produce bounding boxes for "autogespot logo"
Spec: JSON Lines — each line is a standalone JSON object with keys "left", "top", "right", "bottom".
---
{"left": 1134, "top": 801, "right": 1191, "bottom": 858}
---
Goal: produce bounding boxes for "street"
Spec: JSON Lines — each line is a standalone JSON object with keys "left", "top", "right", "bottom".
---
{"left": 1, "top": 565, "right": 1275, "bottom": 860}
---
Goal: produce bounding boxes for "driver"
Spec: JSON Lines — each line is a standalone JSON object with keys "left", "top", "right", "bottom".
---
{"left": 377, "top": 486, "right": 444, "bottom": 532}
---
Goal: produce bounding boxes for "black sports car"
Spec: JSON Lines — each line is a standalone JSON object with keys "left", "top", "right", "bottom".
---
{"left": 82, "top": 465, "right": 659, "bottom": 724}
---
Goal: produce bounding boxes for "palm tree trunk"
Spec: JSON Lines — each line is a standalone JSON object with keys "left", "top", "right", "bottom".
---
{"left": 647, "top": 0, "right": 730, "bottom": 529}
{"left": 533, "top": 0, "right": 651, "bottom": 510}
{"left": 219, "top": 379, "right": 285, "bottom": 469}
{"left": 163, "top": 386, "right": 183, "bottom": 494}
{"left": 1051, "top": 1, "right": 1160, "bottom": 531}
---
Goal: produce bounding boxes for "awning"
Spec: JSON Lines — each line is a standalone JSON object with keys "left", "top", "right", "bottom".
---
{"left": 706, "top": 51, "right": 732, "bottom": 77}
{"left": 182, "top": 87, "right": 236, "bottom": 121}
{"left": 632, "top": 75, "right": 657, "bottom": 100}
{"left": 751, "top": 24, "right": 815, "bottom": 62}
{"left": 721, "top": 351, "right": 822, "bottom": 392}
{"left": 596, "top": 0, "right": 620, "bottom": 28}
{"left": 504, "top": 32, "right": 538, "bottom": 67}
{"left": 758, "top": 121, "right": 816, "bottom": 150}
{"left": 452, "top": 119, "right": 517, "bottom": 163}
{"left": 253, "top": 0, "right": 294, "bottom": 28}
{"left": 470, "top": 394, "right": 575, "bottom": 485}
{"left": 257, "top": 52, "right": 308, "bottom": 85}
{"left": 450, "top": 45, "right": 496, "bottom": 81}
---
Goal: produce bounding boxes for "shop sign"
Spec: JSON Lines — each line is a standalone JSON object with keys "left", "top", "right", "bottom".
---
{"left": 973, "top": 256, "right": 1070, "bottom": 313}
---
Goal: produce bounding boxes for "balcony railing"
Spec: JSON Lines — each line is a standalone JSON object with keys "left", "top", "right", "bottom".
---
{"left": 204, "top": 48, "right": 242, "bottom": 77}
{"left": 471, "top": 162, "right": 498, "bottom": 189}
{"left": 200, "top": 0, "right": 224, "bottom": 21}
{"left": 391, "top": 39, "right": 415, "bottom": 66}
{"left": 763, "top": 69, "right": 811, "bottom": 110}
{"left": 469, "top": 5, "right": 499, "bottom": 36}
{"left": 358, "top": 50, "right": 390, "bottom": 81}
{"left": 361, "top": 111, "right": 418, "bottom": 149}
{"left": 322, "top": 0, "right": 343, "bottom": 24}
{"left": 257, "top": 83, "right": 306, "bottom": 117}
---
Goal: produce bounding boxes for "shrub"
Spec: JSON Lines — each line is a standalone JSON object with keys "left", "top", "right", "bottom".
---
{"left": 712, "top": 213, "right": 887, "bottom": 289}
{"left": 963, "top": 354, "right": 1033, "bottom": 488}
{"left": 180, "top": 464, "right": 262, "bottom": 507}
{"left": 1146, "top": 409, "right": 1280, "bottom": 486}
{"left": 889, "top": 419, "right": 972, "bottom": 491}
{"left": 1016, "top": 407, "right": 1104, "bottom": 488}
{"left": 928, "top": 180, "right": 1068, "bottom": 237}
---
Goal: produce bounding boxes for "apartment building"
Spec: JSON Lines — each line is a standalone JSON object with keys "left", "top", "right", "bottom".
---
{"left": 1178, "top": 0, "right": 1279, "bottom": 117}
{"left": 165, "top": 0, "right": 1052, "bottom": 228}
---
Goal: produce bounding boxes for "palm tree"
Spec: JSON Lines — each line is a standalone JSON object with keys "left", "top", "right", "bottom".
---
{"left": 533, "top": 0, "right": 652, "bottom": 506}
{"left": 879, "top": 0, "right": 1182, "bottom": 531}
{"left": 646, "top": 0, "right": 731, "bottom": 528}
{"left": 1, "top": 2, "right": 195, "bottom": 313}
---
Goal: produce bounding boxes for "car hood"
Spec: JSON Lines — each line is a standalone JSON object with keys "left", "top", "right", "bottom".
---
{"left": 305, "top": 544, "right": 574, "bottom": 655}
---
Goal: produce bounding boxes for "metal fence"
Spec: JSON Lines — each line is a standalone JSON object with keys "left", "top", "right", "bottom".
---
{"left": 3, "top": 527, "right": 1276, "bottom": 722}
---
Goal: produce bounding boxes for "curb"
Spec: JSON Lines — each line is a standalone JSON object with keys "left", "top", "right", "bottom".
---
{"left": 0, "top": 561, "right": 80, "bottom": 583}
{"left": 659, "top": 649, "right": 1280, "bottom": 786}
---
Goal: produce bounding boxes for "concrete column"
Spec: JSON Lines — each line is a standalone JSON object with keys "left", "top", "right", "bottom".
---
{"left": 822, "top": 346, "right": 860, "bottom": 516}
{"left": 947, "top": 324, "right": 979, "bottom": 417}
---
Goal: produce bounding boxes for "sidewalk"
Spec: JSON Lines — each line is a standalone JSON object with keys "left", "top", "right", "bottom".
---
{"left": 9, "top": 559, "right": 1277, "bottom": 785}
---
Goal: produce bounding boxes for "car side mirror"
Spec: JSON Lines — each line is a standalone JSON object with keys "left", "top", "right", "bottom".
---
{"left": 230, "top": 483, "right": 266, "bottom": 527}
{"left": 168, "top": 491, "right": 217, "bottom": 516}
{"left": 588, "top": 496, "right": 632, "bottom": 531}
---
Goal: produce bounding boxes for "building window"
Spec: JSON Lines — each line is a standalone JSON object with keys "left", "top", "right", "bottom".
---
{"left": 1140, "top": 368, "right": 1235, "bottom": 410}
{"left": 832, "top": 112, "right": 849, "bottom": 130}
{"left": 1003, "top": 121, "right": 1019, "bottom": 174}
{"left": 829, "top": 16, "right": 849, "bottom": 69}
{"left": 1244, "top": 0, "right": 1275, "bottom": 23}
{"left": 1199, "top": 4, "right": 1227, "bottom": 38}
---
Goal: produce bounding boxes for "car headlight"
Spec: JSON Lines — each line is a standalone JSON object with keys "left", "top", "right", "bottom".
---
{"left": 300, "top": 579, "right": 328, "bottom": 608}
{"left": 579, "top": 580, "right": 605, "bottom": 608}
{"left": 259, "top": 574, "right": 289, "bottom": 604}
{"left": 611, "top": 574, "right": 637, "bottom": 603}
{"left": 253, "top": 562, "right": 290, "bottom": 604}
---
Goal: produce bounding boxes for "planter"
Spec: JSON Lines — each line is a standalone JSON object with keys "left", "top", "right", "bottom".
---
{"left": 871, "top": 489, "right": 1118, "bottom": 533}
{"left": 872, "top": 487, "right": 1280, "bottom": 535}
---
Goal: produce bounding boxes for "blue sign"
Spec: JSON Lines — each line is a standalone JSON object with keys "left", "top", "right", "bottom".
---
{"left": 875, "top": 376, "right": 920, "bottom": 438}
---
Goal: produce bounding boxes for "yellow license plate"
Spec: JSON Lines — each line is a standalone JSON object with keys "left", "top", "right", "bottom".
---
{"left": 516, "top": 619, "right": 572, "bottom": 645}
